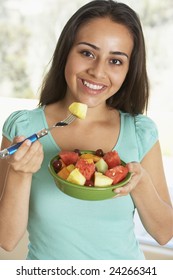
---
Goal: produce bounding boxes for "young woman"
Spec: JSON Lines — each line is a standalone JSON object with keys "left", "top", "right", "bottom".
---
{"left": 0, "top": 0, "right": 173, "bottom": 260}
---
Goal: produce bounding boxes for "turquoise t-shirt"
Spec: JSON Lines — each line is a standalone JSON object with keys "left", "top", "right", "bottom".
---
{"left": 2, "top": 107, "right": 158, "bottom": 260}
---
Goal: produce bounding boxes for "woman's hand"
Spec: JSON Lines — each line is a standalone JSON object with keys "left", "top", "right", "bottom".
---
{"left": 0, "top": 135, "right": 44, "bottom": 250}
{"left": 7, "top": 136, "right": 44, "bottom": 174}
{"left": 114, "top": 162, "right": 144, "bottom": 197}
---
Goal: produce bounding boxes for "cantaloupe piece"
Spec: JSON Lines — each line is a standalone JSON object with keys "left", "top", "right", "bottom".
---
{"left": 68, "top": 102, "right": 88, "bottom": 120}
{"left": 58, "top": 167, "right": 70, "bottom": 180}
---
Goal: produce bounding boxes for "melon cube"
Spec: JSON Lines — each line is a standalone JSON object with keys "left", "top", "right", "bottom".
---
{"left": 95, "top": 158, "right": 108, "bottom": 173}
{"left": 68, "top": 102, "right": 88, "bottom": 120}
{"left": 66, "top": 164, "right": 75, "bottom": 172}
{"left": 80, "top": 153, "right": 101, "bottom": 162}
{"left": 58, "top": 167, "right": 70, "bottom": 180}
{"left": 94, "top": 172, "right": 113, "bottom": 187}
{"left": 67, "top": 168, "right": 86, "bottom": 185}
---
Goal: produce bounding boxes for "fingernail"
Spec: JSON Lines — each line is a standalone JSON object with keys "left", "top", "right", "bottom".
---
{"left": 115, "top": 188, "right": 121, "bottom": 193}
{"left": 25, "top": 140, "right": 31, "bottom": 146}
{"left": 16, "top": 136, "right": 24, "bottom": 141}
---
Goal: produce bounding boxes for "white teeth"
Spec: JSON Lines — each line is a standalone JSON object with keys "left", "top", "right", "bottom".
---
{"left": 83, "top": 80, "right": 103, "bottom": 90}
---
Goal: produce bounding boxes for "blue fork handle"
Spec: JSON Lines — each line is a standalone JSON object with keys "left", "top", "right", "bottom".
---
{"left": 0, "top": 128, "right": 49, "bottom": 159}
{"left": 7, "top": 134, "right": 38, "bottom": 155}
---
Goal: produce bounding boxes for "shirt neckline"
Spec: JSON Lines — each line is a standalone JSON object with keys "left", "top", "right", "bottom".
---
{"left": 40, "top": 106, "right": 124, "bottom": 152}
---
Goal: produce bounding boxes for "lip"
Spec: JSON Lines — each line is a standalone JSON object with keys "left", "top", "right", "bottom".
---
{"left": 78, "top": 78, "right": 107, "bottom": 95}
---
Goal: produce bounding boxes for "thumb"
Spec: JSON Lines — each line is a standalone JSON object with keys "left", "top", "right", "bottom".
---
{"left": 13, "top": 136, "right": 26, "bottom": 144}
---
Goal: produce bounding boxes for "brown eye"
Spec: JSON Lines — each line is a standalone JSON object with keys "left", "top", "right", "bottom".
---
{"left": 110, "top": 58, "right": 122, "bottom": 65}
{"left": 81, "top": 50, "right": 94, "bottom": 58}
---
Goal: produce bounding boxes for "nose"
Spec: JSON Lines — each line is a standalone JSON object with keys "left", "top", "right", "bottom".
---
{"left": 87, "top": 59, "right": 107, "bottom": 79}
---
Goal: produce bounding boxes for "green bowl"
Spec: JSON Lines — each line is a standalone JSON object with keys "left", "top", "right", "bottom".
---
{"left": 48, "top": 150, "right": 132, "bottom": 201}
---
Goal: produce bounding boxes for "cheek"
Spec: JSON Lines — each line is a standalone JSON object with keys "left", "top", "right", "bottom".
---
{"left": 65, "top": 55, "right": 79, "bottom": 84}
{"left": 64, "top": 64, "right": 70, "bottom": 83}
{"left": 64, "top": 63, "right": 75, "bottom": 87}
{"left": 111, "top": 70, "right": 128, "bottom": 89}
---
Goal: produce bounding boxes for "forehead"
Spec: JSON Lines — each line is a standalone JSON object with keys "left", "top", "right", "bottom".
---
{"left": 74, "top": 17, "right": 134, "bottom": 55}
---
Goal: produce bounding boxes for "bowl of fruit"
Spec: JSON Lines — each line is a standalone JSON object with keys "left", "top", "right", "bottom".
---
{"left": 48, "top": 149, "right": 132, "bottom": 200}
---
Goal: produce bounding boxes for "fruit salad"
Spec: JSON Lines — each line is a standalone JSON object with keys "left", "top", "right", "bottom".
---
{"left": 52, "top": 149, "right": 129, "bottom": 187}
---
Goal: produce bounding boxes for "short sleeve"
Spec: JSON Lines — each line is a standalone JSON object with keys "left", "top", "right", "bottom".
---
{"left": 134, "top": 114, "right": 159, "bottom": 161}
{"left": 2, "top": 110, "right": 30, "bottom": 142}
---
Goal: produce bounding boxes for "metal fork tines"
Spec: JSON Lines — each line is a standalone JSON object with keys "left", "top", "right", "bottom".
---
{"left": 53, "top": 113, "right": 76, "bottom": 128}
{"left": 35, "top": 113, "right": 76, "bottom": 138}
{"left": 0, "top": 113, "right": 77, "bottom": 159}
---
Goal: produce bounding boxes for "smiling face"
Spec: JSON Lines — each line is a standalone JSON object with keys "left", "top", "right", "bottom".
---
{"left": 64, "top": 17, "right": 134, "bottom": 108}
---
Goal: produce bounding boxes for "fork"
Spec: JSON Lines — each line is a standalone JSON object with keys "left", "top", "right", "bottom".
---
{"left": 0, "top": 113, "right": 76, "bottom": 159}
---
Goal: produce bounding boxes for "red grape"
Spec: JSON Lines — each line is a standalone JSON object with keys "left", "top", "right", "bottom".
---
{"left": 95, "top": 149, "right": 104, "bottom": 157}
{"left": 74, "top": 149, "right": 81, "bottom": 156}
{"left": 52, "top": 159, "right": 62, "bottom": 172}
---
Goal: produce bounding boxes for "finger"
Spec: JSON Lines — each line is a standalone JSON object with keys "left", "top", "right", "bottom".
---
{"left": 21, "top": 141, "right": 43, "bottom": 164}
{"left": 10, "top": 141, "right": 43, "bottom": 173}
{"left": 10, "top": 139, "right": 32, "bottom": 162}
{"left": 113, "top": 162, "right": 143, "bottom": 196}
{"left": 114, "top": 178, "right": 134, "bottom": 195}
{"left": 114, "top": 186, "right": 129, "bottom": 195}
{"left": 20, "top": 142, "right": 44, "bottom": 172}
{"left": 127, "top": 162, "right": 141, "bottom": 174}
{"left": 114, "top": 172, "right": 142, "bottom": 195}
{"left": 12, "top": 135, "right": 26, "bottom": 144}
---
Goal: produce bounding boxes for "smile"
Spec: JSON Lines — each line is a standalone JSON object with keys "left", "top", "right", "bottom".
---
{"left": 82, "top": 79, "right": 105, "bottom": 90}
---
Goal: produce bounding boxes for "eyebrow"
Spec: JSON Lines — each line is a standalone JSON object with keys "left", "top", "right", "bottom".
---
{"left": 77, "top": 42, "right": 129, "bottom": 58}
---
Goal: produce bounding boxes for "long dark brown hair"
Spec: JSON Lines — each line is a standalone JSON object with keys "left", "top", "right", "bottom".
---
{"left": 39, "top": 0, "right": 149, "bottom": 115}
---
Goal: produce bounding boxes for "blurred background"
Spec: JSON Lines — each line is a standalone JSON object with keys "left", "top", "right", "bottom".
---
{"left": 0, "top": 0, "right": 173, "bottom": 259}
